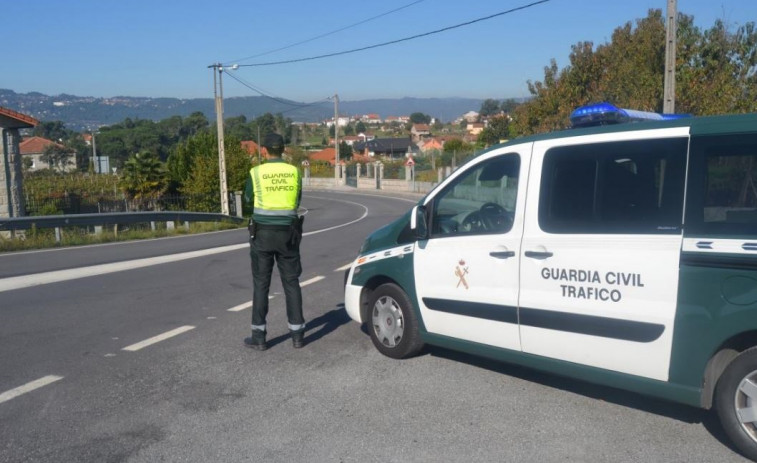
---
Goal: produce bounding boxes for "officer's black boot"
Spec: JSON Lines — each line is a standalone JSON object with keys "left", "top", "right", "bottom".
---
{"left": 244, "top": 329, "right": 267, "bottom": 351}
{"left": 291, "top": 328, "right": 305, "bottom": 348}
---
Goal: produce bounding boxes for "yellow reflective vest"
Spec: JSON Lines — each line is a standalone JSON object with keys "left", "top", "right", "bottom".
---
{"left": 248, "top": 160, "right": 301, "bottom": 224}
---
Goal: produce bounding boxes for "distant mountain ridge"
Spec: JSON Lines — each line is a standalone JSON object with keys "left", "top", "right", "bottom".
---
{"left": 0, "top": 89, "right": 488, "bottom": 131}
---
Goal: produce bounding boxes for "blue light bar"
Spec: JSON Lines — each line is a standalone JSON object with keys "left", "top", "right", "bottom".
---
{"left": 570, "top": 102, "right": 690, "bottom": 128}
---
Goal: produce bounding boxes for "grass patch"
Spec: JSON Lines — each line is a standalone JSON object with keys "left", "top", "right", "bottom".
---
{"left": 0, "top": 220, "right": 245, "bottom": 253}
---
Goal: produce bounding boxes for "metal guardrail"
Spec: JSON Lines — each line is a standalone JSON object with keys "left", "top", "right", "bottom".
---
{"left": 0, "top": 211, "right": 244, "bottom": 232}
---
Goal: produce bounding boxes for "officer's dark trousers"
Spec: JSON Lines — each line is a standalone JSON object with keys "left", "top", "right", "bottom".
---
{"left": 250, "top": 226, "right": 304, "bottom": 331}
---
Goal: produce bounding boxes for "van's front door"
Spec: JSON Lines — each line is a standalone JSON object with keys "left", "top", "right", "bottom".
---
{"left": 414, "top": 147, "right": 530, "bottom": 351}
{"left": 518, "top": 131, "right": 689, "bottom": 381}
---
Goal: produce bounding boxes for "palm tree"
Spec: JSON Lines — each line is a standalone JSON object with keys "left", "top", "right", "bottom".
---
{"left": 119, "top": 151, "right": 167, "bottom": 210}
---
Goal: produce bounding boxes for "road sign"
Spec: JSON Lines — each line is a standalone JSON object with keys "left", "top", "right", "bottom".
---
{"left": 405, "top": 158, "right": 415, "bottom": 166}
{"left": 301, "top": 160, "right": 310, "bottom": 167}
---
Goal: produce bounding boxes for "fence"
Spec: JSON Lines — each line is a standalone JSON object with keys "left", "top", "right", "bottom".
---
{"left": 24, "top": 192, "right": 239, "bottom": 216}
{"left": 303, "top": 160, "right": 464, "bottom": 195}
{"left": 0, "top": 211, "right": 244, "bottom": 243}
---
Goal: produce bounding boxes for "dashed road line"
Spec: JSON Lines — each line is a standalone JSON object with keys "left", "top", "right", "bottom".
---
{"left": 335, "top": 262, "right": 353, "bottom": 272}
{"left": 228, "top": 301, "right": 252, "bottom": 312}
{"left": 122, "top": 325, "right": 195, "bottom": 352}
{"left": 301, "top": 276, "right": 325, "bottom": 287}
{"left": 0, "top": 375, "right": 64, "bottom": 405}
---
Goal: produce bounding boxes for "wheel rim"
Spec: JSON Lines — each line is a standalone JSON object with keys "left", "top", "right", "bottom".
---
{"left": 735, "top": 370, "right": 757, "bottom": 443}
{"left": 371, "top": 295, "right": 404, "bottom": 348}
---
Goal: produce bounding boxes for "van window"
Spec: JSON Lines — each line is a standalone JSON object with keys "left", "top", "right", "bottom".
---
{"left": 430, "top": 154, "right": 520, "bottom": 237}
{"left": 539, "top": 138, "right": 687, "bottom": 234}
{"left": 686, "top": 134, "right": 757, "bottom": 235}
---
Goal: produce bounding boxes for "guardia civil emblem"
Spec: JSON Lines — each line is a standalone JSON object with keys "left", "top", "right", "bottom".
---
{"left": 455, "top": 259, "right": 469, "bottom": 289}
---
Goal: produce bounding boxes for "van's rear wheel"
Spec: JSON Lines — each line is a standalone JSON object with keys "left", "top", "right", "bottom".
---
{"left": 716, "top": 347, "right": 757, "bottom": 461}
{"left": 368, "top": 283, "right": 423, "bottom": 359}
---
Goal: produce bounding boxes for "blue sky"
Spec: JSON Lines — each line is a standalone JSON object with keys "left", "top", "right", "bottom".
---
{"left": 3, "top": 0, "right": 756, "bottom": 102}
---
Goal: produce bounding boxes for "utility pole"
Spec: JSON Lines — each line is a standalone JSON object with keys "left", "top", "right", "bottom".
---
{"left": 210, "top": 63, "right": 230, "bottom": 215}
{"left": 663, "top": 0, "right": 677, "bottom": 114}
{"left": 334, "top": 94, "right": 339, "bottom": 184}
{"left": 257, "top": 125, "right": 262, "bottom": 165}
{"left": 91, "top": 131, "right": 97, "bottom": 174}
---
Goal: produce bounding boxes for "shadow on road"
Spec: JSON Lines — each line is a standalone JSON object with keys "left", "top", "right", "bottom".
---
{"left": 426, "top": 344, "right": 737, "bottom": 454}
{"left": 264, "top": 304, "right": 351, "bottom": 348}
{"left": 350, "top": 321, "right": 738, "bottom": 455}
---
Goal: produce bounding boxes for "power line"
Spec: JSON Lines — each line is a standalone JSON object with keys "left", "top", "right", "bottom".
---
{"left": 225, "top": 0, "right": 425, "bottom": 65}
{"left": 236, "top": 0, "right": 551, "bottom": 68}
{"left": 223, "top": 70, "right": 332, "bottom": 113}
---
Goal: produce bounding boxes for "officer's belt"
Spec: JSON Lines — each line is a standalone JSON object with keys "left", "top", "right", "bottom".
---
{"left": 254, "top": 223, "right": 293, "bottom": 231}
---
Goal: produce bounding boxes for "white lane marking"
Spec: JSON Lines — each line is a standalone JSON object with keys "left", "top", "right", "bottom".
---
{"left": 1, "top": 194, "right": 373, "bottom": 292}
{"left": 301, "top": 276, "right": 325, "bottom": 287}
{"left": 0, "top": 244, "right": 248, "bottom": 294}
{"left": 227, "top": 294, "right": 276, "bottom": 312}
{"left": 0, "top": 227, "right": 242, "bottom": 258}
{"left": 0, "top": 375, "right": 64, "bottom": 405}
{"left": 335, "top": 262, "right": 353, "bottom": 272}
{"left": 301, "top": 197, "right": 368, "bottom": 237}
{"left": 228, "top": 301, "right": 252, "bottom": 312}
{"left": 122, "top": 325, "right": 195, "bottom": 352}
{"left": 305, "top": 190, "right": 420, "bottom": 204}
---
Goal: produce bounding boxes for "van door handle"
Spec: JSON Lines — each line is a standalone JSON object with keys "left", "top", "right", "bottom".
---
{"left": 489, "top": 251, "right": 515, "bottom": 259}
{"left": 525, "top": 250, "right": 553, "bottom": 259}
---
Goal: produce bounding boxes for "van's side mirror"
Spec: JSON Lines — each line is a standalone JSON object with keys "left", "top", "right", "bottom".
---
{"left": 410, "top": 205, "right": 428, "bottom": 240}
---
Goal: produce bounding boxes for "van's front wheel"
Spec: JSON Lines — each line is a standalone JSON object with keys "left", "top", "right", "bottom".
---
{"left": 716, "top": 347, "right": 757, "bottom": 461}
{"left": 368, "top": 283, "right": 424, "bottom": 359}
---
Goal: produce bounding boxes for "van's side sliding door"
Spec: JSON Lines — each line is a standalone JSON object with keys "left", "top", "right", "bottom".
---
{"left": 518, "top": 129, "right": 689, "bottom": 381}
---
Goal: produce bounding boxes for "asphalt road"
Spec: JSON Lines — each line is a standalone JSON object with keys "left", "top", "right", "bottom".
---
{"left": 0, "top": 190, "right": 751, "bottom": 462}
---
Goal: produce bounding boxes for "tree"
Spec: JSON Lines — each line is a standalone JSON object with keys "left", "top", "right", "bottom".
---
{"left": 409, "top": 112, "right": 431, "bottom": 124}
{"left": 500, "top": 99, "right": 519, "bottom": 114}
{"left": 41, "top": 143, "right": 73, "bottom": 171}
{"left": 343, "top": 124, "right": 355, "bottom": 136}
{"left": 477, "top": 115, "right": 511, "bottom": 147}
{"left": 118, "top": 151, "right": 168, "bottom": 209}
{"left": 167, "top": 131, "right": 215, "bottom": 186}
{"left": 66, "top": 135, "right": 89, "bottom": 171}
{"left": 339, "top": 141, "right": 353, "bottom": 160}
{"left": 183, "top": 112, "right": 210, "bottom": 137}
{"left": 178, "top": 134, "right": 251, "bottom": 212}
{"left": 252, "top": 113, "right": 277, "bottom": 142}
{"left": 479, "top": 99, "right": 501, "bottom": 117}
{"left": 440, "top": 138, "right": 474, "bottom": 167}
{"left": 226, "top": 115, "right": 253, "bottom": 140}
{"left": 33, "top": 121, "right": 69, "bottom": 141}
{"left": 355, "top": 121, "right": 367, "bottom": 133}
{"left": 511, "top": 9, "right": 757, "bottom": 136}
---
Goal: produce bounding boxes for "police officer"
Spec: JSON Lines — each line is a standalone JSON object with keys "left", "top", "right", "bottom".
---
{"left": 243, "top": 133, "right": 305, "bottom": 350}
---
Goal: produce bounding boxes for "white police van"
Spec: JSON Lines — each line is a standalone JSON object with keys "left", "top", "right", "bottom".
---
{"left": 344, "top": 103, "right": 757, "bottom": 459}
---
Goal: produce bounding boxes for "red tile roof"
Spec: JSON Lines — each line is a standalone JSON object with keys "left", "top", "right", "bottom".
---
{"left": 19, "top": 136, "right": 64, "bottom": 155}
{"left": 0, "top": 106, "right": 39, "bottom": 129}
{"left": 309, "top": 147, "right": 337, "bottom": 165}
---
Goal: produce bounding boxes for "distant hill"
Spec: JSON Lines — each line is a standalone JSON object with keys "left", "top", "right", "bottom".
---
{"left": 0, "top": 89, "right": 490, "bottom": 131}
